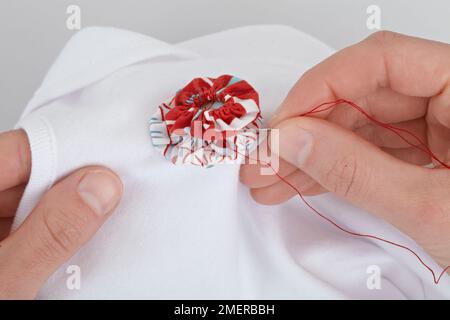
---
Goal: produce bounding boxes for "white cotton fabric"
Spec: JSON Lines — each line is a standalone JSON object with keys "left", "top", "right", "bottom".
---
{"left": 13, "top": 25, "right": 450, "bottom": 299}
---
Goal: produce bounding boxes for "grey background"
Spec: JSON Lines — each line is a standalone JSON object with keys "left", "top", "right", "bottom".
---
{"left": 1, "top": 0, "right": 449, "bottom": 131}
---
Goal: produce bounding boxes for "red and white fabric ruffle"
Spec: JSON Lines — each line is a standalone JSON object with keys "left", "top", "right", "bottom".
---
{"left": 150, "top": 75, "right": 262, "bottom": 166}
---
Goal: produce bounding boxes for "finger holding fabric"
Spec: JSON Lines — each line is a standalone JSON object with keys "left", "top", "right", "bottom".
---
{"left": 240, "top": 31, "right": 450, "bottom": 270}
{"left": 0, "top": 130, "right": 123, "bottom": 299}
{"left": 241, "top": 31, "right": 450, "bottom": 200}
{"left": 0, "top": 130, "right": 30, "bottom": 240}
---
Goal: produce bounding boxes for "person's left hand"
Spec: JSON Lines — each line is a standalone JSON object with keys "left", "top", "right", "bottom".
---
{"left": 0, "top": 130, "right": 123, "bottom": 299}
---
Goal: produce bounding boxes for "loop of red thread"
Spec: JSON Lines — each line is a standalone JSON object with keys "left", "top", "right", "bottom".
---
{"left": 302, "top": 99, "right": 450, "bottom": 169}
{"left": 243, "top": 99, "right": 450, "bottom": 285}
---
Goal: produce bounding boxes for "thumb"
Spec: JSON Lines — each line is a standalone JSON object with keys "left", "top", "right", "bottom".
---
{"left": 272, "top": 117, "right": 439, "bottom": 232}
{"left": 0, "top": 166, "right": 122, "bottom": 299}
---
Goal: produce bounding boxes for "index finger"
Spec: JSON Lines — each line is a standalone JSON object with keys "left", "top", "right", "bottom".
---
{"left": 0, "top": 130, "right": 31, "bottom": 191}
{"left": 270, "top": 31, "right": 450, "bottom": 126}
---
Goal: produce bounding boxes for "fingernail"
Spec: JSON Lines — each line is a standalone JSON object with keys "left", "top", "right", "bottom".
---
{"left": 275, "top": 125, "right": 314, "bottom": 167}
{"left": 77, "top": 170, "right": 122, "bottom": 216}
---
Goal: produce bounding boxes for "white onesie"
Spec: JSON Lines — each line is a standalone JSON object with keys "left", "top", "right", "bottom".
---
{"left": 13, "top": 25, "right": 450, "bottom": 299}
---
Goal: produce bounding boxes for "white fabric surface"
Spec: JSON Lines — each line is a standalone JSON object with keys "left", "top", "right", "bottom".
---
{"left": 13, "top": 25, "right": 450, "bottom": 299}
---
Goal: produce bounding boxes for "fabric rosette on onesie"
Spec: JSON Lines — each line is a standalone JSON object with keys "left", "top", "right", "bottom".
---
{"left": 150, "top": 75, "right": 263, "bottom": 167}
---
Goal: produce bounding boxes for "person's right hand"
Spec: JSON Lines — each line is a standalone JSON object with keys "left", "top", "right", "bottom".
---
{"left": 240, "top": 31, "right": 450, "bottom": 272}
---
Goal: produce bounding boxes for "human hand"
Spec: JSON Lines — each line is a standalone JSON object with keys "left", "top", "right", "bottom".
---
{"left": 0, "top": 130, "right": 123, "bottom": 299}
{"left": 240, "top": 31, "right": 450, "bottom": 268}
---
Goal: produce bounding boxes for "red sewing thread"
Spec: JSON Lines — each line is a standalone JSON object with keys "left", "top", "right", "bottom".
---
{"left": 243, "top": 98, "right": 450, "bottom": 285}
